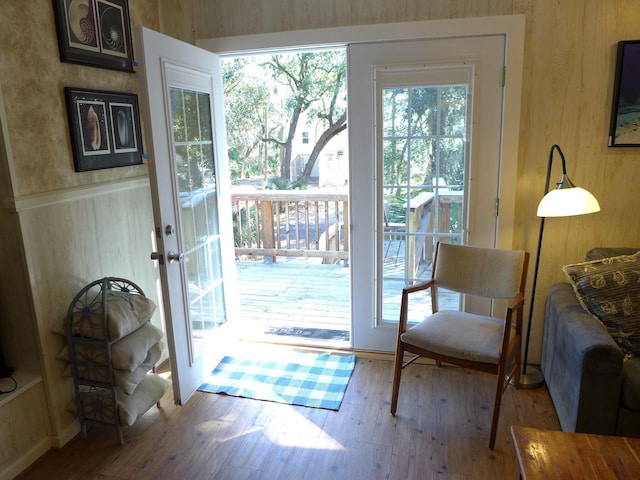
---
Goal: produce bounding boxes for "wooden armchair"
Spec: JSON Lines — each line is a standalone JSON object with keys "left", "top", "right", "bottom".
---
{"left": 390, "top": 242, "right": 529, "bottom": 449}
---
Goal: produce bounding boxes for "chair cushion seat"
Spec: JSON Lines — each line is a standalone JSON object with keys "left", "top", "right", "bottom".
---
{"left": 401, "top": 310, "right": 505, "bottom": 364}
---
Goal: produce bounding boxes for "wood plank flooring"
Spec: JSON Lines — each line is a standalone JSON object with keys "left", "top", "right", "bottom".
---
{"left": 18, "top": 345, "right": 560, "bottom": 480}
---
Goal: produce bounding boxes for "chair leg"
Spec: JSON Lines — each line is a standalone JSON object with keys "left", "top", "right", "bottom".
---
{"left": 513, "top": 355, "right": 521, "bottom": 390}
{"left": 488, "top": 374, "right": 508, "bottom": 450}
{"left": 390, "top": 345, "right": 405, "bottom": 415}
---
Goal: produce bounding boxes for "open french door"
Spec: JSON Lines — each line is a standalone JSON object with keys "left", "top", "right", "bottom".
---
{"left": 135, "top": 26, "right": 238, "bottom": 404}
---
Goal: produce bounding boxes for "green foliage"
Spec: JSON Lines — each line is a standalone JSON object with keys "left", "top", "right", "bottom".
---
{"left": 384, "top": 195, "right": 407, "bottom": 224}
{"left": 382, "top": 85, "right": 466, "bottom": 192}
{"left": 171, "top": 88, "right": 216, "bottom": 192}
{"left": 267, "top": 176, "right": 290, "bottom": 190}
{"left": 222, "top": 49, "right": 347, "bottom": 184}
{"left": 222, "top": 58, "right": 276, "bottom": 181}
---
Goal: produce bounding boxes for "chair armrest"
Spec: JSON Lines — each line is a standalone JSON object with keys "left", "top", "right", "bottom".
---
{"left": 403, "top": 279, "right": 435, "bottom": 294}
{"left": 506, "top": 292, "right": 525, "bottom": 315}
{"left": 398, "top": 279, "right": 435, "bottom": 334}
{"left": 541, "top": 283, "right": 623, "bottom": 434}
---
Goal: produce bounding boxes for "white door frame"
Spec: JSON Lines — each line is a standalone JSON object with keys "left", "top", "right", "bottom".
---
{"left": 198, "top": 15, "right": 525, "bottom": 350}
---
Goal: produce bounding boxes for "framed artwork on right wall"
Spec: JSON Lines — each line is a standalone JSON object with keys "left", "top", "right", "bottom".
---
{"left": 609, "top": 40, "right": 640, "bottom": 147}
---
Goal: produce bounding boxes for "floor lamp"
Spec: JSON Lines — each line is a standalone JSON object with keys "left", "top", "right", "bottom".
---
{"left": 520, "top": 144, "right": 601, "bottom": 388}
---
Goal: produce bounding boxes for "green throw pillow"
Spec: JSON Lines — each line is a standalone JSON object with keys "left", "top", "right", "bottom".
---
{"left": 563, "top": 251, "right": 640, "bottom": 358}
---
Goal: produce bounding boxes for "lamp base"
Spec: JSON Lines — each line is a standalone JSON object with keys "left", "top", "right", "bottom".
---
{"left": 517, "top": 366, "right": 545, "bottom": 389}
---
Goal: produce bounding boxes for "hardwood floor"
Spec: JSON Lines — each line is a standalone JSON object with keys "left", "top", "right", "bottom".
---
{"left": 18, "top": 346, "right": 560, "bottom": 480}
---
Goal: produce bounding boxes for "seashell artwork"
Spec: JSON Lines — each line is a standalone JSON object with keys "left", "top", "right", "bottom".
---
{"left": 99, "top": 5, "right": 125, "bottom": 54}
{"left": 87, "top": 106, "right": 101, "bottom": 151}
{"left": 104, "top": 24, "right": 123, "bottom": 51}
{"left": 54, "top": 0, "right": 133, "bottom": 72}
{"left": 116, "top": 109, "right": 129, "bottom": 147}
{"left": 65, "top": 87, "right": 141, "bottom": 172}
{"left": 68, "top": 0, "right": 95, "bottom": 45}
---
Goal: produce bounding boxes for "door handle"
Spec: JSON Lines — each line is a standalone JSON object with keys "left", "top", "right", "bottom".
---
{"left": 167, "top": 251, "right": 184, "bottom": 263}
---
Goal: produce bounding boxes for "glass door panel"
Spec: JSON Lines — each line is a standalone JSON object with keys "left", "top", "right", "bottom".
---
{"left": 379, "top": 82, "right": 469, "bottom": 325}
{"left": 170, "top": 86, "right": 227, "bottom": 352}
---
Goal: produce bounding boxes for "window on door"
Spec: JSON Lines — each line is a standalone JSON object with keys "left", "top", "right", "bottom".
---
{"left": 169, "top": 86, "right": 228, "bottom": 347}
{"left": 375, "top": 65, "right": 475, "bottom": 325}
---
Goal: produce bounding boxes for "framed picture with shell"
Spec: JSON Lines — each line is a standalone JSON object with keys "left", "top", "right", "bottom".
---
{"left": 65, "top": 87, "right": 143, "bottom": 172}
{"left": 53, "top": 0, "right": 134, "bottom": 72}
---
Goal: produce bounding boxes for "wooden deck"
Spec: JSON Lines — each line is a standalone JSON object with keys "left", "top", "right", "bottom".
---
{"left": 234, "top": 254, "right": 457, "bottom": 348}
{"left": 235, "top": 260, "right": 352, "bottom": 347}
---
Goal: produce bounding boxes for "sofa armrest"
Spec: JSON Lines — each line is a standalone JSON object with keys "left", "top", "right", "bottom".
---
{"left": 541, "top": 283, "right": 624, "bottom": 434}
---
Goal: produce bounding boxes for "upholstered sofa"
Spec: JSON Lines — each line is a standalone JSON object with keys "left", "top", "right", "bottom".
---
{"left": 541, "top": 247, "right": 640, "bottom": 437}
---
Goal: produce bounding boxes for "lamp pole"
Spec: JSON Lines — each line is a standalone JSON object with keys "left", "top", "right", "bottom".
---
{"left": 521, "top": 215, "right": 546, "bottom": 387}
{"left": 519, "top": 146, "right": 564, "bottom": 388}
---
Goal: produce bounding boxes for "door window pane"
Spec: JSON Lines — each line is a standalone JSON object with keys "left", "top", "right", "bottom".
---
{"left": 380, "top": 83, "right": 467, "bottom": 324}
{"left": 170, "top": 87, "right": 227, "bottom": 348}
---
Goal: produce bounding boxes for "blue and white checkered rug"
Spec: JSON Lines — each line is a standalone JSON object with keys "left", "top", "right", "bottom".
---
{"left": 198, "top": 351, "right": 356, "bottom": 410}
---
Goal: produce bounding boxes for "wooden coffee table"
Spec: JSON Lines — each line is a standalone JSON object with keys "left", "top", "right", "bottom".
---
{"left": 511, "top": 425, "right": 640, "bottom": 479}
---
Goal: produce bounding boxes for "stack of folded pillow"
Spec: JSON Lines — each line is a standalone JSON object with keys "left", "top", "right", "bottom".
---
{"left": 58, "top": 289, "right": 170, "bottom": 427}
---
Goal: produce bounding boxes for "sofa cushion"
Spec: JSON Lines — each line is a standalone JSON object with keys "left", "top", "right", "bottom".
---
{"left": 622, "top": 357, "right": 640, "bottom": 411}
{"left": 586, "top": 247, "right": 640, "bottom": 261}
{"left": 563, "top": 251, "right": 640, "bottom": 358}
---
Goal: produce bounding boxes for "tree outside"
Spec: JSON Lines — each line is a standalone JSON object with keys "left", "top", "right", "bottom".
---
{"left": 222, "top": 49, "right": 347, "bottom": 188}
{"left": 382, "top": 84, "right": 467, "bottom": 226}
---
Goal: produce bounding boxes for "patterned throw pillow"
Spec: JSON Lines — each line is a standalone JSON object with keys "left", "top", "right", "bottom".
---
{"left": 563, "top": 251, "right": 640, "bottom": 358}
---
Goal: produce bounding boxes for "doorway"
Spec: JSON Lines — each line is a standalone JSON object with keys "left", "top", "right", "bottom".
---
{"left": 137, "top": 16, "right": 525, "bottom": 404}
{"left": 220, "top": 49, "right": 351, "bottom": 348}
{"left": 203, "top": 20, "right": 523, "bottom": 353}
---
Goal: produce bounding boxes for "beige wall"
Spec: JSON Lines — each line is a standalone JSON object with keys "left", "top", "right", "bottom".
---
{"left": 159, "top": 0, "right": 640, "bottom": 360}
{"left": 0, "top": 1, "right": 159, "bottom": 196}
{"left": 0, "top": 0, "right": 162, "bottom": 462}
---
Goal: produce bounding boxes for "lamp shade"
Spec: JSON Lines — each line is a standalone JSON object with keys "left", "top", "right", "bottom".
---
{"left": 536, "top": 174, "right": 600, "bottom": 218}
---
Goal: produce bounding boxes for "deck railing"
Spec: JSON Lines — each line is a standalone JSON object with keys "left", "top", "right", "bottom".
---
{"left": 231, "top": 189, "right": 349, "bottom": 263}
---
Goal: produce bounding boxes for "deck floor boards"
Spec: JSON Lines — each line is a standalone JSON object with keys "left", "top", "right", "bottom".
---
{"left": 234, "top": 256, "right": 456, "bottom": 346}
{"left": 236, "top": 260, "right": 351, "bottom": 346}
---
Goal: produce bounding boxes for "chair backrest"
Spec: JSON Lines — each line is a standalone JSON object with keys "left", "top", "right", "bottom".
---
{"left": 432, "top": 242, "right": 526, "bottom": 299}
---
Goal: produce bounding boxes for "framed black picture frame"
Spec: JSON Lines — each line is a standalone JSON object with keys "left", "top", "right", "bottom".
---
{"left": 609, "top": 40, "right": 640, "bottom": 147}
{"left": 65, "top": 87, "right": 143, "bottom": 172}
{"left": 53, "top": 0, "right": 134, "bottom": 72}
